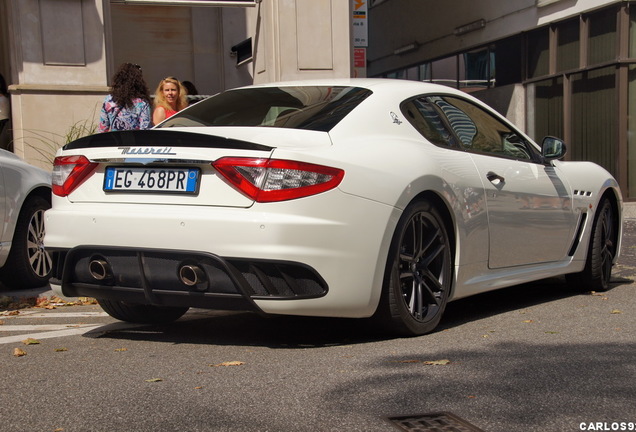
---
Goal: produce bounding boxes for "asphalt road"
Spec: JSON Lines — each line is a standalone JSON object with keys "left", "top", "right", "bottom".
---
{"left": 1, "top": 222, "right": 635, "bottom": 432}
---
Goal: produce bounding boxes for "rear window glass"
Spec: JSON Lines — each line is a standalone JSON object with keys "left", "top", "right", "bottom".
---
{"left": 158, "top": 86, "right": 372, "bottom": 132}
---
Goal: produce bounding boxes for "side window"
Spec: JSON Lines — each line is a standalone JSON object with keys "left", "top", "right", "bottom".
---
{"left": 401, "top": 98, "right": 458, "bottom": 148}
{"left": 433, "top": 96, "right": 535, "bottom": 161}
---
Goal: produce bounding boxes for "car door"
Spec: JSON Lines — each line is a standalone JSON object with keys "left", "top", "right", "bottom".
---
{"left": 426, "top": 95, "right": 576, "bottom": 268}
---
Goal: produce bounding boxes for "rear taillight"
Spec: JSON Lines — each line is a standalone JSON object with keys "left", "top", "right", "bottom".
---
{"left": 212, "top": 157, "right": 344, "bottom": 202}
{"left": 52, "top": 155, "right": 98, "bottom": 197}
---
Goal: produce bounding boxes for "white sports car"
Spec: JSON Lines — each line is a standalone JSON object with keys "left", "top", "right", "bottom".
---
{"left": 45, "top": 79, "right": 622, "bottom": 335}
{"left": 0, "top": 149, "right": 52, "bottom": 289}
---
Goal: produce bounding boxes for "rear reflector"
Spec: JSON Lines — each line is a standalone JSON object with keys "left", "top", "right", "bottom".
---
{"left": 52, "top": 155, "right": 98, "bottom": 197}
{"left": 212, "top": 157, "right": 344, "bottom": 202}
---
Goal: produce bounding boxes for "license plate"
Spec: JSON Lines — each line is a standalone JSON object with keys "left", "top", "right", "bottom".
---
{"left": 104, "top": 166, "right": 200, "bottom": 193}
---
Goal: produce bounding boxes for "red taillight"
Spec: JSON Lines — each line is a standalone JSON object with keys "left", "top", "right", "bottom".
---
{"left": 52, "top": 155, "right": 98, "bottom": 197}
{"left": 212, "top": 157, "right": 344, "bottom": 202}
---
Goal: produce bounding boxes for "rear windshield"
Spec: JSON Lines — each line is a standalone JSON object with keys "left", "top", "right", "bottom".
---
{"left": 158, "top": 86, "right": 372, "bottom": 132}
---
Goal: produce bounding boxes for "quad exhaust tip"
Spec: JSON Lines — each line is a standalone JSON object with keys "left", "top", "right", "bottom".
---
{"left": 179, "top": 264, "right": 207, "bottom": 288}
{"left": 89, "top": 259, "right": 111, "bottom": 281}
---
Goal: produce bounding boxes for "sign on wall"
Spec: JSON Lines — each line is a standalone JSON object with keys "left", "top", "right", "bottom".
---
{"left": 352, "top": 0, "right": 368, "bottom": 47}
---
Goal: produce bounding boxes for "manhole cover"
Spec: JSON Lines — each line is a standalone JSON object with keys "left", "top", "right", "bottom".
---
{"left": 387, "top": 412, "right": 485, "bottom": 432}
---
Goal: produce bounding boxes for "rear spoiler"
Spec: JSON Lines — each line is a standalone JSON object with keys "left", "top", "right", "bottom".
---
{"left": 63, "top": 130, "right": 273, "bottom": 152}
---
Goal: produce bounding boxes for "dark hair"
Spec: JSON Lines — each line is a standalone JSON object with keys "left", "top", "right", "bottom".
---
{"left": 111, "top": 63, "right": 150, "bottom": 108}
{"left": 0, "top": 74, "right": 7, "bottom": 96}
{"left": 182, "top": 80, "right": 199, "bottom": 95}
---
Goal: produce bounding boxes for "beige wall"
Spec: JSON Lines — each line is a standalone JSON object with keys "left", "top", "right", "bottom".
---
{"left": 4, "top": 0, "right": 355, "bottom": 169}
{"left": 7, "top": 0, "right": 109, "bottom": 170}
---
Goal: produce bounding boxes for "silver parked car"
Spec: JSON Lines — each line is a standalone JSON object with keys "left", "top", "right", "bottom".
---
{"left": 0, "top": 149, "right": 52, "bottom": 289}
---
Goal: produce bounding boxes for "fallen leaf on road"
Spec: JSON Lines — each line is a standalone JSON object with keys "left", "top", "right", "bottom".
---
{"left": 145, "top": 378, "right": 163, "bottom": 382}
{"left": 54, "top": 348, "right": 68, "bottom": 352}
{"left": 423, "top": 359, "right": 451, "bottom": 366}
{"left": 522, "top": 320, "right": 534, "bottom": 323}
{"left": 611, "top": 309, "right": 622, "bottom": 314}
{"left": 13, "top": 348, "right": 26, "bottom": 357}
{"left": 114, "top": 348, "right": 128, "bottom": 352}
{"left": 545, "top": 331, "right": 559, "bottom": 334}
{"left": 0, "top": 319, "right": 4, "bottom": 325}
{"left": 210, "top": 361, "right": 245, "bottom": 367}
{"left": 22, "top": 338, "right": 40, "bottom": 345}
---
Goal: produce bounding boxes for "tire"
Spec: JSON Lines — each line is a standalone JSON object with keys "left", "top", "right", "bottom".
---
{"left": 0, "top": 195, "right": 52, "bottom": 289}
{"left": 97, "top": 299, "right": 188, "bottom": 324}
{"left": 566, "top": 198, "right": 617, "bottom": 292}
{"left": 374, "top": 199, "right": 453, "bottom": 336}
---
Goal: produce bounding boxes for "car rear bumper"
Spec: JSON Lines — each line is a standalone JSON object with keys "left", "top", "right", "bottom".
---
{"left": 45, "top": 192, "right": 401, "bottom": 318}
{"left": 49, "top": 246, "right": 328, "bottom": 313}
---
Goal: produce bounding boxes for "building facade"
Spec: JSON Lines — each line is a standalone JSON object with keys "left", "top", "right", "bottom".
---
{"left": 367, "top": 0, "right": 636, "bottom": 199}
{"left": 0, "top": 0, "right": 354, "bottom": 169}
{"left": 2, "top": 0, "right": 636, "bottom": 199}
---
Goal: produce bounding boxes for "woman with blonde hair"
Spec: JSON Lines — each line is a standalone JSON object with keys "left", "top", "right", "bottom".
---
{"left": 152, "top": 76, "right": 187, "bottom": 125}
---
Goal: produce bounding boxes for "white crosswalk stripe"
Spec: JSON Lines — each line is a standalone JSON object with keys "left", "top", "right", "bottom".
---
{"left": 0, "top": 310, "right": 109, "bottom": 344}
{"left": 0, "top": 326, "right": 102, "bottom": 344}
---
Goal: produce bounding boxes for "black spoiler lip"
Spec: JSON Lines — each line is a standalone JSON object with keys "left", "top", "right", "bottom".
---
{"left": 63, "top": 129, "right": 274, "bottom": 152}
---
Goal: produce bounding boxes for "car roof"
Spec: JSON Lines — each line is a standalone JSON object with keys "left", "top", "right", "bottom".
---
{"left": 242, "top": 78, "right": 470, "bottom": 100}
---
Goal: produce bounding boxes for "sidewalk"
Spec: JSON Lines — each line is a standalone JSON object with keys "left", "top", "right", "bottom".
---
{"left": 624, "top": 201, "right": 636, "bottom": 220}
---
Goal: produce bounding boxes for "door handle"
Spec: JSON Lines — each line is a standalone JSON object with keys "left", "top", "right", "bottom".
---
{"left": 486, "top": 171, "right": 505, "bottom": 183}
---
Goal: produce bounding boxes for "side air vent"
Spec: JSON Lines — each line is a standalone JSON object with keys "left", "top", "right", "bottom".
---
{"left": 568, "top": 212, "right": 588, "bottom": 256}
{"left": 573, "top": 190, "right": 593, "bottom": 197}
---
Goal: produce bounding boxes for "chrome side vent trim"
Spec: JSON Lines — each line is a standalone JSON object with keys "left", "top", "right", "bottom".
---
{"left": 568, "top": 212, "right": 588, "bottom": 256}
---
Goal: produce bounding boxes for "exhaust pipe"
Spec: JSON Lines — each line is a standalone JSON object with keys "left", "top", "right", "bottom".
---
{"left": 89, "top": 259, "right": 111, "bottom": 281}
{"left": 179, "top": 264, "right": 207, "bottom": 288}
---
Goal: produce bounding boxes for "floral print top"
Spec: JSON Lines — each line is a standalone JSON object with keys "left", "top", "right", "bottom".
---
{"left": 98, "top": 95, "right": 151, "bottom": 132}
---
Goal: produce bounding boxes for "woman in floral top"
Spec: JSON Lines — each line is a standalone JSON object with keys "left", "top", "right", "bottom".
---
{"left": 99, "top": 63, "right": 152, "bottom": 132}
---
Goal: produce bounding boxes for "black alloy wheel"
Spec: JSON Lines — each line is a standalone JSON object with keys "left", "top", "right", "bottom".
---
{"left": 376, "top": 199, "right": 452, "bottom": 336}
{"left": 567, "top": 197, "right": 616, "bottom": 292}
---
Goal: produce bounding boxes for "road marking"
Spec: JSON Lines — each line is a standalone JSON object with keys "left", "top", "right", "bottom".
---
{"left": 0, "top": 310, "right": 110, "bottom": 344}
{"left": 0, "top": 326, "right": 102, "bottom": 344}
{"left": 1, "top": 324, "right": 100, "bottom": 331}
{"left": 11, "top": 312, "right": 109, "bottom": 318}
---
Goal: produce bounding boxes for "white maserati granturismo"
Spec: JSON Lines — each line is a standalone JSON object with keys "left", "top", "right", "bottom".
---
{"left": 45, "top": 79, "right": 622, "bottom": 336}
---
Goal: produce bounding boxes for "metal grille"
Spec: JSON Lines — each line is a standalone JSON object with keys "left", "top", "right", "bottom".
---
{"left": 387, "top": 412, "right": 485, "bottom": 432}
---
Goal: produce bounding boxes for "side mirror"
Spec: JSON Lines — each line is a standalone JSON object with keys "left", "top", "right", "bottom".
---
{"left": 542, "top": 136, "right": 567, "bottom": 161}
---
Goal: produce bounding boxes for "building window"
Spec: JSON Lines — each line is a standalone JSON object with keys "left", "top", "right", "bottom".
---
{"left": 495, "top": 35, "right": 522, "bottom": 86}
{"left": 431, "top": 56, "right": 458, "bottom": 88}
{"left": 460, "top": 46, "right": 495, "bottom": 90}
{"left": 628, "top": 65, "right": 636, "bottom": 196}
{"left": 527, "top": 27, "right": 550, "bottom": 78}
{"left": 557, "top": 19, "right": 580, "bottom": 72}
{"left": 587, "top": 7, "right": 617, "bottom": 65}
{"left": 528, "top": 77, "right": 563, "bottom": 144}
{"left": 419, "top": 63, "right": 431, "bottom": 81}
{"left": 629, "top": 6, "right": 636, "bottom": 58}
{"left": 571, "top": 67, "right": 617, "bottom": 176}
